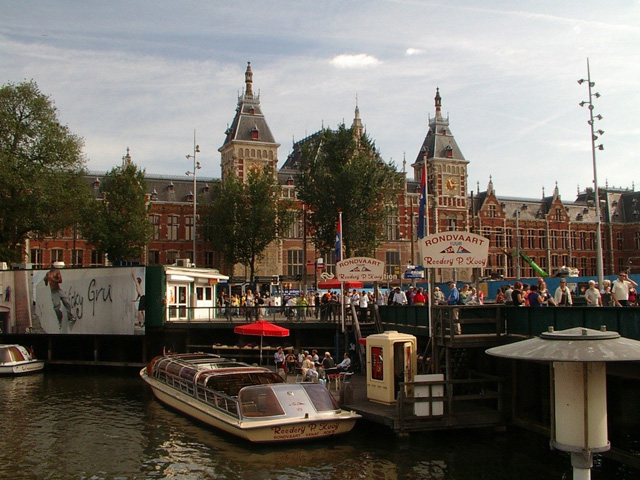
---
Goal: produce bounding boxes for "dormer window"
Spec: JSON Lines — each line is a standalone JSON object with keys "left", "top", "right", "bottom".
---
{"left": 249, "top": 106, "right": 255, "bottom": 115}
{"left": 93, "top": 178, "right": 101, "bottom": 190}
{"left": 187, "top": 192, "right": 194, "bottom": 202}
{"left": 251, "top": 125, "right": 259, "bottom": 140}
{"left": 203, "top": 184, "right": 210, "bottom": 193}
{"left": 168, "top": 182, "right": 174, "bottom": 192}
{"left": 151, "top": 189, "right": 158, "bottom": 201}
{"left": 576, "top": 213, "right": 583, "bottom": 221}
{"left": 445, "top": 145, "right": 453, "bottom": 158}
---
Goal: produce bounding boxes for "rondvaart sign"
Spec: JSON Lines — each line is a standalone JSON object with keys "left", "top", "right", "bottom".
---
{"left": 418, "top": 232, "right": 489, "bottom": 268}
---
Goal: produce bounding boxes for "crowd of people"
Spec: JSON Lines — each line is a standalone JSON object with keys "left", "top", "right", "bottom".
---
{"left": 494, "top": 272, "right": 638, "bottom": 307}
{"left": 216, "top": 273, "right": 638, "bottom": 322}
{"left": 273, "top": 347, "right": 353, "bottom": 383}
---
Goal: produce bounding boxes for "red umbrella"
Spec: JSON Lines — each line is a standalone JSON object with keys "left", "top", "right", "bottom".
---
{"left": 234, "top": 320, "right": 290, "bottom": 365}
{"left": 317, "top": 278, "right": 364, "bottom": 290}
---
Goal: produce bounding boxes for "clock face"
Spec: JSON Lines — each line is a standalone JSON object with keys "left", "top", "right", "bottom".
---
{"left": 444, "top": 176, "right": 459, "bottom": 195}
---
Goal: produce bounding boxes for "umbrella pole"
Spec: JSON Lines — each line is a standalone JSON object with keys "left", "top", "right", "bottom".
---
{"left": 260, "top": 335, "right": 263, "bottom": 366}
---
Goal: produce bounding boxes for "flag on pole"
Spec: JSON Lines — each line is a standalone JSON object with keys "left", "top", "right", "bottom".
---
{"left": 417, "top": 162, "right": 427, "bottom": 239}
{"left": 335, "top": 212, "right": 343, "bottom": 262}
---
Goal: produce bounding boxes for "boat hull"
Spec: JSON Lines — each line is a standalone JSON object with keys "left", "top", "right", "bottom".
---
{"left": 0, "top": 360, "right": 45, "bottom": 375}
{"left": 141, "top": 367, "right": 359, "bottom": 443}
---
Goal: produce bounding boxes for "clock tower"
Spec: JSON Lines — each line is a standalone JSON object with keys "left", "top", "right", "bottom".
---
{"left": 219, "top": 62, "right": 280, "bottom": 183}
{"left": 412, "top": 88, "right": 469, "bottom": 235}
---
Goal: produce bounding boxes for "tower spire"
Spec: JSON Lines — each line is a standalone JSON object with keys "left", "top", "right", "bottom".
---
{"left": 245, "top": 61, "right": 253, "bottom": 97}
{"left": 435, "top": 87, "right": 442, "bottom": 119}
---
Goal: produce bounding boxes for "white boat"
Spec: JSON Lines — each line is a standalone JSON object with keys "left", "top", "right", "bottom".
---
{"left": 140, "top": 353, "right": 360, "bottom": 443}
{"left": 0, "top": 344, "right": 45, "bottom": 375}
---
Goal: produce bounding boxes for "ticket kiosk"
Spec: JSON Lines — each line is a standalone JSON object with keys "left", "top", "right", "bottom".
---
{"left": 366, "top": 331, "right": 417, "bottom": 405}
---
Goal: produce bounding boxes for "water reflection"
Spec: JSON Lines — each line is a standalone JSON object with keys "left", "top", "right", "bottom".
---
{"left": 0, "top": 370, "right": 636, "bottom": 479}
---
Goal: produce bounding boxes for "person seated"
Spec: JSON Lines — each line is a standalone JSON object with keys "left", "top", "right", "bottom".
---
{"left": 336, "top": 353, "right": 351, "bottom": 372}
{"left": 325, "top": 353, "right": 351, "bottom": 375}
{"left": 305, "top": 365, "right": 319, "bottom": 382}
{"left": 301, "top": 354, "right": 315, "bottom": 378}
{"left": 285, "top": 350, "right": 297, "bottom": 373}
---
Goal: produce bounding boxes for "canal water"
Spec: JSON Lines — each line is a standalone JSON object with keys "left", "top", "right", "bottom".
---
{"left": 0, "top": 369, "right": 635, "bottom": 480}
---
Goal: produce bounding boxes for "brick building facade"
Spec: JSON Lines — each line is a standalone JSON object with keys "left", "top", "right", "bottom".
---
{"left": 26, "top": 63, "right": 640, "bottom": 284}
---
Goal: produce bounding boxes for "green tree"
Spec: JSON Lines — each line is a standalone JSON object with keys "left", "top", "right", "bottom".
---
{"left": 80, "top": 156, "right": 152, "bottom": 264}
{"left": 0, "top": 80, "right": 91, "bottom": 263}
{"left": 202, "top": 166, "right": 295, "bottom": 282}
{"left": 296, "top": 124, "right": 400, "bottom": 258}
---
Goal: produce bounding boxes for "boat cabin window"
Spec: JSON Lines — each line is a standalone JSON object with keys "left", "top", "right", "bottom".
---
{"left": 239, "top": 386, "right": 285, "bottom": 417}
{"left": 0, "top": 346, "right": 26, "bottom": 363}
{"left": 203, "top": 372, "right": 283, "bottom": 397}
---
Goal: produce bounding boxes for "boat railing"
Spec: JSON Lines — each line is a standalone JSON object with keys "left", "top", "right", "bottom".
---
{"left": 153, "top": 367, "right": 243, "bottom": 419}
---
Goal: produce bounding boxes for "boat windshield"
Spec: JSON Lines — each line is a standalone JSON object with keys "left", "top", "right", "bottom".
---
{"left": 238, "top": 385, "right": 286, "bottom": 417}
{"left": 301, "top": 383, "right": 340, "bottom": 411}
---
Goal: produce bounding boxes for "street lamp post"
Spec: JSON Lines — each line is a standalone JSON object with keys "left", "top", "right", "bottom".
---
{"left": 578, "top": 58, "right": 605, "bottom": 287}
{"left": 186, "top": 130, "right": 200, "bottom": 267}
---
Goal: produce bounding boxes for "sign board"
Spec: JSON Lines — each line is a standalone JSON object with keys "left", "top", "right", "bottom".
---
{"left": 418, "top": 232, "right": 489, "bottom": 269}
{"left": 336, "top": 257, "right": 385, "bottom": 282}
{"left": 404, "top": 269, "right": 424, "bottom": 279}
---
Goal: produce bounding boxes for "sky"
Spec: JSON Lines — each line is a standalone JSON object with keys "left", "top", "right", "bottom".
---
{"left": 2, "top": 1, "right": 639, "bottom": 200}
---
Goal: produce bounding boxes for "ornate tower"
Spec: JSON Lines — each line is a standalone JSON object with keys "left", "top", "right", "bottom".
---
{"left": 412, "top": 88, "right": 470, "bottom": 235}
{"left": 219, "top": 62, "right": 280, "bottom": 182}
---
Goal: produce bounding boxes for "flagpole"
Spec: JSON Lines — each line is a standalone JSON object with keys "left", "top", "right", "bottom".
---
{"left": 423, "top": 160, "right": 433, "bottom": 340}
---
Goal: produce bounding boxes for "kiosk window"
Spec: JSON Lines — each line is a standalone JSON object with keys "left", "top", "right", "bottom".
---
{"left": 371, "top": 346, "right": 384, "bottom": 381}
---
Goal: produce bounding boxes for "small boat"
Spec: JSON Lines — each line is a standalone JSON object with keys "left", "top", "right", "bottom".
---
{"left": 0, "top": 344, "right": 45, "bottom": 375}
{"left": 140, "top": 353, "right": 360, "bottom": 443}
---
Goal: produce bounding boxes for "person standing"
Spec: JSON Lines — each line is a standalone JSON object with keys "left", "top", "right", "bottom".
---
{"left": 528, "top": 284, "right": 546, "bottom": 307}
{"left": 358, "top": 290, "right": 369, "bottom": 320}
{"left": 511, "top": 281, "right": 524, "bottom": 306}
{"left": 392, "top": 288, "right": 408, "bottom": 306}
{"left": 601, "top": 279, "right": 613, "bottom": 306}
{"left": 412, "top": 288, "right": 426, "bottom": 306}
{"left": 446, "top": 282, "right": 460, "bottom": 306}
{"left": 244, "top": 290, "right": 255, "bottom": 321}
{"left": 584, "top": 280, "right": 602, "bottom": 307}
{"left": 612, "top": 272, "right": 638, "bottom": 306}
{"left": 554, "top": 280, "right": 573, "bottom": 306}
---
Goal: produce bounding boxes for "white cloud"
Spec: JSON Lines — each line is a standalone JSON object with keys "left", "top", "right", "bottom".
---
{"left": 405, "top": 48, "right": 423, "bottom": 56}
{"left": 330, "top": 54, "right": 381, "bottom": 69}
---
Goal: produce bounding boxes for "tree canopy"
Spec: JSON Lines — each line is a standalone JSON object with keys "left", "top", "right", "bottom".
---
{"left": 80, "top": 156, "right": 152, "bottom": 264}
{"left": 295, "top": 124, "right": 400, "bottom": 258}
{"left": 202, "top": 166, "right": 295, "bottom": 281}
{"left": 0, "top": 80, "right": 90, "bottom": 263}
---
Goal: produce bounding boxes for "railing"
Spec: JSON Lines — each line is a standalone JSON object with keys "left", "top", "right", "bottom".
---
{"left": 166, "top": 305, "right": 345, "bottom": 325}
{"left": 396, "top": 371, "right": 503, "bottom": 432}
{"left": 152, "top": 367, "right": 241, "bottom": 418}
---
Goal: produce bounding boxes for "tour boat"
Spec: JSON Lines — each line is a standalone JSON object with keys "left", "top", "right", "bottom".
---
{"left": 0, "top": 344, "right": 45, "bottom": 375}
{"left": 140, "top": 353, "right": 360, "bottom": 443}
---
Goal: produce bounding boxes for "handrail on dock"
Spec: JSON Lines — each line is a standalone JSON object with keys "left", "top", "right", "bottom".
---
{"left": 396, "top": 371, "right": 503, "bottom": 433}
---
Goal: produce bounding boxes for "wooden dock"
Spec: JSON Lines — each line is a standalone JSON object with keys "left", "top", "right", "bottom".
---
{"left": 320, "top": 372, "right": 504, "bottom": 435}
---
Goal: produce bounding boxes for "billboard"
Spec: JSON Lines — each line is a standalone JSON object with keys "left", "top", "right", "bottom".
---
{"left": 30, "top": 267, "right": 145, "bottom": 335}
{"left": 418, "top": 232, "right": 489, "bottom": 269}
